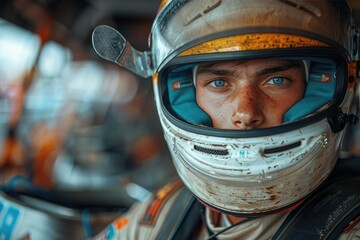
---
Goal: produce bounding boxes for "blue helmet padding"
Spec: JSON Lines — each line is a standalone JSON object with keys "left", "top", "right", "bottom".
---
{"left": 283, "top": 59, "right": 336, "bottom": 122}
{"left": 167, "top": 65, "right": 212, "bottom": 126}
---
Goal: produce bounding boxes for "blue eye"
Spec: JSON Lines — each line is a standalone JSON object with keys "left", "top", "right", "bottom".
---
{"left": 269, "top": 77, "right": 285, "bottom": 85}
{"left": 213, "top": 80, "right": 226, "bottom": 87}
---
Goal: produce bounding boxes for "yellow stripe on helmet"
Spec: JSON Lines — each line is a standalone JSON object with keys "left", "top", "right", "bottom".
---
{"left": 179, "top": 33, "right": 329, "bottom": 56}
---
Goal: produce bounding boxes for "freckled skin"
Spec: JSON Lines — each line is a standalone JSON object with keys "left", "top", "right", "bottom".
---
{"left": 195, "top": 59, "right": 306, "bottom": 130}
{"left": 195, "top": 59, "right": 306, "bottom": 223}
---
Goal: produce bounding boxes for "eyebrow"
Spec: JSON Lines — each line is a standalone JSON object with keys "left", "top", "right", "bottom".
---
{"left": 197, "top": 61, "right": 303, "bottom": 79}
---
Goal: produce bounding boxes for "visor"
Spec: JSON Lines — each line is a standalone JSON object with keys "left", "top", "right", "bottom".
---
{"left": 159, "top": 53, "right": 347, "bottom": 137}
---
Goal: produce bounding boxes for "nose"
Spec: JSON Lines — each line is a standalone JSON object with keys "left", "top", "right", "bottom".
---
{"left": 231, "top": 87, "right": 264, "bottom": 129}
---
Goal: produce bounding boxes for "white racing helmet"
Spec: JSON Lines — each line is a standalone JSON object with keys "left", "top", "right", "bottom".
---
{"left": 92, "top": 0, "right": 359, "bottom": 216}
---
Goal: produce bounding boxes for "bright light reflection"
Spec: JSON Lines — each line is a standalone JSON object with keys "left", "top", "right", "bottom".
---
{"left": 0, "top": 18, "right": 40, "bottom": 82}
{"left": 38, "top": 41, "right": 71, "bottom": 78}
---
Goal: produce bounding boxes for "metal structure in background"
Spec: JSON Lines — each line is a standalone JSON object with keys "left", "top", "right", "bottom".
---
{"left": 0, "top": 0, "right": 174, "bottom": 238}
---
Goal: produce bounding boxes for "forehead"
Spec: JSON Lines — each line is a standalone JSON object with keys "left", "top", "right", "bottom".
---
{"left": 197, "top": 59, "right": 303, "bottom": 72}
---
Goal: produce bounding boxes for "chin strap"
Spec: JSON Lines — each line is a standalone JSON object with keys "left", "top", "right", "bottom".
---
{"left": 155, "top": 186, "right": 203, "bottom": 240}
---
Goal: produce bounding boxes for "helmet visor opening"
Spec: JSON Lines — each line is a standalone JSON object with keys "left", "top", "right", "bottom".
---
{"left": 160, "top": 55, "right": 347, "bottom": 136}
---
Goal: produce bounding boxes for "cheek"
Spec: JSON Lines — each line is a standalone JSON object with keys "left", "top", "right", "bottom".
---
{"left": 197, "top": 90, "right": 213, "bottom": 114}
{"left": 197, "top": 91, "right": 230, "bottom": 126}
{"left": 211, "top": 107, "right": 232, "bottom": 128}
{"left": 264, "top": 88, "right": 305, "bottom": 124}
{"left": 262, "top": 101, "right": 284, "bottom": 125}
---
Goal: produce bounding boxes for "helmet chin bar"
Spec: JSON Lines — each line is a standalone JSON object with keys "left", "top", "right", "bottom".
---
{"left": 159, "top": 95, "right": 343, "bottom": 216}
{"left": 92, "top": 25, "right": 154, "bottom": 78}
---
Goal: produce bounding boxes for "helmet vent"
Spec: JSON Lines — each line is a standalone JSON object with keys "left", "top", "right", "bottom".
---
{"left": 194, "top": 145, "right": 229, "bottom": 156}
{"left": 264, "top": 141, "right": 301, "bottom": 154}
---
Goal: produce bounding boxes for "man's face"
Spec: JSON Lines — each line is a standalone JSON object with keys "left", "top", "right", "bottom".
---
{"left": 195, "top": 59, "right": 306, "bottom": 129}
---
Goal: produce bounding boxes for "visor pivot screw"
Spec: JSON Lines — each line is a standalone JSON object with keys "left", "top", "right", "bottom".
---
{"left": 328, "top": 108, "right": 359, "bottom": 133}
